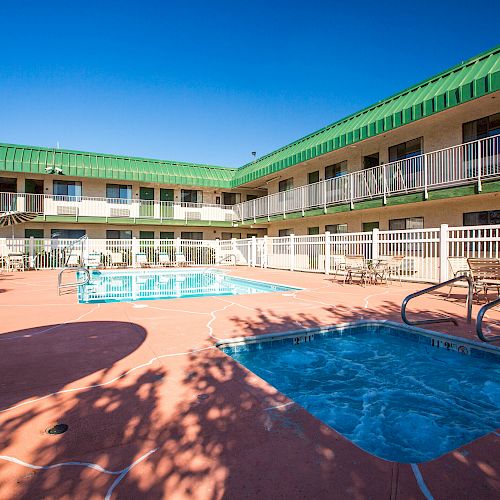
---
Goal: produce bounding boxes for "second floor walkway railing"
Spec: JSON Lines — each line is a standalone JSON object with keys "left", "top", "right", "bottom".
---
{"left": 236, "top": 134, "right": 500, "bottom": 221}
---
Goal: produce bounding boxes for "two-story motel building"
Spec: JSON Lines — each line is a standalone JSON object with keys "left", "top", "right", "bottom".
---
{"left": 1, "top": 46, "right": 499, "bottom": 241}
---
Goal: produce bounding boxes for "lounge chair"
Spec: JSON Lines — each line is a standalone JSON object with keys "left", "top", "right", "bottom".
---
{"left": 66, "top": 253, "right": 81, "bottom": 267}
{"left": 84, "top": 252, "right": 102, "bottom": 269}
{"left": 158, "top": 253, "right": 172, "bottom": 267}
{"left": 331, "top": 254, "right": 346, "bottom": 280}
{"left": 110, "top": 252, "right": 127, "bottom": 268}
{"left": 135, "top": 252, "right": 150, "bottom": 268}
{"left": 384, "top": 255, "right": 405, "bottom": 285}
{"left": 175, "top": 253, "right": 193, "bottom": 267}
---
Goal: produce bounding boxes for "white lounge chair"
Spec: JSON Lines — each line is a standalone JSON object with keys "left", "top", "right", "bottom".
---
{"left": 135, "top": 252, "right": 150, "bottom": 267}
{"left": 110, "top": 252, "right": 127, "bottom": 267}
{"left": 158, "top": 253, "right": 172, "bottom": 267}
{"left": 175, "top": 253, "right": 193, "bottom": 267}
{"left": 84, "top": 252, "right": 102, "bottom": 269}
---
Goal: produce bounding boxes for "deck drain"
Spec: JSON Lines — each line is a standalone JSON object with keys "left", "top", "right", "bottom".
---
{"left": 46, "top": 423, "right": 68, "bottom": 435}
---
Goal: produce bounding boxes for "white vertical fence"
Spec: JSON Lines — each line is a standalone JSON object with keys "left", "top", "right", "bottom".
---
{"left": 1, "top": 224, "right": 499, "bottom": 283}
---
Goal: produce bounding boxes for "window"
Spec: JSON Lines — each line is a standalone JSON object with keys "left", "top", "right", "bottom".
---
{"left": 246, "top": 194, "right": 258, "bottom": 201}
{"left": 363, "top": 153, "right": 379, "bottom": 170}
{"left": 160, "top": 188, "right": 174, "bottom": 202}
{"left": 181, "top": 231, "right": 203, "bottom": 240}
{"left": 278, "top": 229, "right": 293, "bottom": 237}
{"left": 0, "top": 177, "right": 16, "bottom": 193}
{"left": 181, "top": 190, "right": 202, "bottom": 203}
{"left": 139, "top": 231, "right": 154, "bottom": 239}
{"left": 389, "top": 138, "right": 422, "bottom": 161}
{"left": 308, "top": 227, "right": 320, "bottom": 235}
{"left": 51, "top": 229, "right": 86, "bottom": 239}
{"left": 463, "top": 210, "right": 500, "bottom": 226}
{"left": 278, "top": 178, "right": 293, "bottom": 192}
{"left": 326, "top": 224, "right": 348, "bottom": 234}
{"left": 247, "top": 233, "right": 258, "bottom": 238}
{"left": 362, "top": 222, "right": 379, "bottom": 232}
{"left": 106, "top": 230, "right": 132, "bottom": 239}
{"left": 389, "top": 217, "right": 424, "bottom": 230}
{"left": 106, "top": 184, "right": 132, "bottom": 201}
{"left": 25, "top": 229, "right": 44, "bottom": 238}
{"left": 160, "top": 231, "right": 175, "bottom": 239}
{"left": 463, "top": 113, "right": 500, "bottom": 142}
{"left": 222, "top": 192, "right": 241, "bottom": 205}
{"left": 53, "top": 180, "right": 82, "bottom": 198}
{"left": 221, "top": 232, "right": 241, "bottom": 240}
{"left": 308, "top": 171, "right": 320, "bottom": 184}
{"left": 325, "top": 161, "right": 347, "bottom": 179}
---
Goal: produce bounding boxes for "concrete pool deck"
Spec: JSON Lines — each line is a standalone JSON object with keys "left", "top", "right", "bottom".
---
{"left": 0, "top": 268, "right": 498, "bottom": 499}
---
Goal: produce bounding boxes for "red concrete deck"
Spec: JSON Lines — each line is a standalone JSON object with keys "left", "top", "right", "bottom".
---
{"left": 0, "top": 268, "right": 498, "bottom": 499}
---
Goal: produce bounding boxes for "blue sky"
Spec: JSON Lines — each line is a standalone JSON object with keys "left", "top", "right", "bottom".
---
{"left": 0, "top": 1, "right": 498, "bottom": 167}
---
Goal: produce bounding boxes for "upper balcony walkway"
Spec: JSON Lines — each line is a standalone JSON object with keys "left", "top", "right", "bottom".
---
{"left": 237, "top": 135, "right": 500, "bottom": 222}
{"left": 0, "top": 135, "right": 499, "bottom": 225}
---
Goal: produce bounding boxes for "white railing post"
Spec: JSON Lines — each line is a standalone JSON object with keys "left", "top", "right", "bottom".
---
{"left": 439, "top": 224, "right": 449, "bottom": 282}
{"left": 253, "top": 199, "right": 256, "bottom": 223}
{"left": 251, "top": 236, "right": 257, "bottom": 267}
{"left": 215, "top": 238, "right": 221, "bottom": 264}
{"left": 477, "top": 140, "right": 482, "bottom": 192}
{"left": 132, "top": 237, "right": 139, "bottom": 268}
{"left": 282, "top": 192, "right": 286, "bottom": 218}
{"left": 323, "top": 181, "right": 327, "bottom": 213}
{"left": 263, "top": 235, "right": 268, "bottom": 268}
{"left": 301, "top": 186, "right": 305, "bottom": 216}
{"left": 372, "top": 228, "right": 379, "bottom": 261}
{"left": 29, "top": 236, "right": 35, "bottom": 269}
{"left": 324, "top": 231, "right": 331, "bottom": 275}
{"left": 423, "top": 154, "right": 429, "bottom": 199}
{"left": 349, "top": 176, "right": 354, "bottom": 209}
{"left": 231, "top": 237, "right": 237, "bottom": 264}
{"left": 175, "top": 237, "right": 182, "bottom": 255}
{"left": 267, "top": 196, "right": 270, "bottom": 222}
{"left": 290, "top": 234, "right": 295, "bottom": 271}
{"left": 382, "top": 164, "right": 387, "bottom": 205}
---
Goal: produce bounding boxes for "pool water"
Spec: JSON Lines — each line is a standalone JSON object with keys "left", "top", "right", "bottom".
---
{"left": 221, "top": 324, "right": 500, "bottom": 463}
{"left": 78, "top": 269, "right": 298, "bottom": 303}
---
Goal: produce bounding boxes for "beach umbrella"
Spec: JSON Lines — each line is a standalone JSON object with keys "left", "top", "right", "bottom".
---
{"left": 0, "top": 211, "right": 38, "bottom": 237}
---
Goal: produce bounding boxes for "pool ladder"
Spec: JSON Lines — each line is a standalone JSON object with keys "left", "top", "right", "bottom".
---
{"left": 57, "top": 267, "right": 91, "bottom": 295}
{"left": 401, "top": 275, "right": 500, "bottom": 343}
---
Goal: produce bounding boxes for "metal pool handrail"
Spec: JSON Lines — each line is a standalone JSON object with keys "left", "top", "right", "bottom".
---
{"left": 476, "top": 297, "right": 500, "bottom": 343}
{"left": 401, "top": 275, "right": 473, "bottom": 327}
{"left": 58, "top": 267, "right": 91, "bottom": 295}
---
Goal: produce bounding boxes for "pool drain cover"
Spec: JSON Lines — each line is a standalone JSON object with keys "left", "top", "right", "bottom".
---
{"left": 46, "top": 423, "right": 68, "bottom": 435}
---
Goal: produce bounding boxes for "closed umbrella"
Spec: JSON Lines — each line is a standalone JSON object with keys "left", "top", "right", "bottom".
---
{"left": 0, "top": 211, "right": 38, "bottom": 237}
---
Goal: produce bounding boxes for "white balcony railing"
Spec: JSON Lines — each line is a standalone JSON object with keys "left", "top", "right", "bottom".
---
{"left": 0, "top": 193, "right": 238, "bottom": 223}
{"left": 237, "top": 135, "right": 500, "bottom": 221}
{"left": 1, "top": 135, "right": 499, "bottom": 224}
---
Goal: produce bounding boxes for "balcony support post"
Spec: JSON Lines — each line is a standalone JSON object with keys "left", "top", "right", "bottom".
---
{"left": 477, "top": 140, "right": 482, "bottom": 192}
{"left": 349, "top": 176, "right": 354, "bottom": 209}
{"left": 283, "top": 192, "right": 286, "bottom": 219}
{"left": 423, "top": 154, "right": 429, "bottom": 199}
{"left": 253, "top": 199, "right": 256, "bottom": 223}
{"left": 267, "top": 196, "right": 270, "bottom": 222}
{"left": 301, "top": 186, "right": 305, "bottom": 216}
{"left": 383, "top": 164, "right": 387, "bottom": 205}
{"left": 323, "top": 181, "right": 327, "bottom": 213}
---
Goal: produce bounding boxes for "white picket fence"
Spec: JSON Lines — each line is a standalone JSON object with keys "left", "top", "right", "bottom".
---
{"left": 1, "top": 224, "right": 499, "bottom": 283}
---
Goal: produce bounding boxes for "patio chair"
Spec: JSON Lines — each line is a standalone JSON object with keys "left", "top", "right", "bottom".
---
{"left": 135, "top": 252, "right": 150, "bottom": 268}
{"left": 175, "top": 253, "right": 193, "bottom": 267}
{"left": 66, "top": 253, "right": 81, "bottom": 267}
{"left": 6, "top": 253, "right": 25, "bottom": 272}
{"left": 158, "top": 253, "right": 172, "bottom": 267}
{"left": 84, "top": 252, "right": 102, "bottom": 269}
{"left": 467, "top": 258, "right": 500, "bottom": 302}
{"left": 343, "top": 255, "right": 368, "bottom": 286}
{"left": 446, "top": 257, "right": 471, "bottom": 298}
{"left": 110, "top": 252, "right": 127, "bottom": 268}
{"left": 385, "top": 255, "right": 405, "bottom": 285}
{"left": 331, "top": 254, "right": 346, "bottom": 280}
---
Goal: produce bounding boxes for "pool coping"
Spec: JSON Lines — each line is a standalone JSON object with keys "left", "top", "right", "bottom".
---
{"left": 215, "top": 319, "right": 500, "bottom": 357}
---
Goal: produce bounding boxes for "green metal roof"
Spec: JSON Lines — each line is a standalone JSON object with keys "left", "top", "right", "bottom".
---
{"left": 0, "top": 143, "right": 236, "bottom": 188}
{"left": 230, "top": 45, "right": 500, "bottom": 186}
{"left": 0, "top": 46, "right": 498, "bottom": 189}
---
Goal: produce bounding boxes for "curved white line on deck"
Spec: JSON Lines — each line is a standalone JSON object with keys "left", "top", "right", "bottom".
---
{"left": 0, "top": 346, "right": 215, "bottom": 414}
{"left": 363, "top": 289, "right": 390, "bottom": 309}
{"left": 207, "top": 303, "right": 234, "bottom": 340}
{"left": 0, "top": 305, "right": 100, "bottom": 342}
{"left": 0, "top": 448, "right": 158, "bottom": 500}
{"left": 410, "top": 463, "right": 434, "bottom": 500}
{"left": 264, "top": 401, "right": 294, "bottom": 411}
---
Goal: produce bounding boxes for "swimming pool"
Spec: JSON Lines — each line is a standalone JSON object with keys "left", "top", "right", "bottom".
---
{"left": 219, "top": 321, "right": 500, "bottom": 463}
{"left": 78, "top": 269, "right": 298, "bottom": 303}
